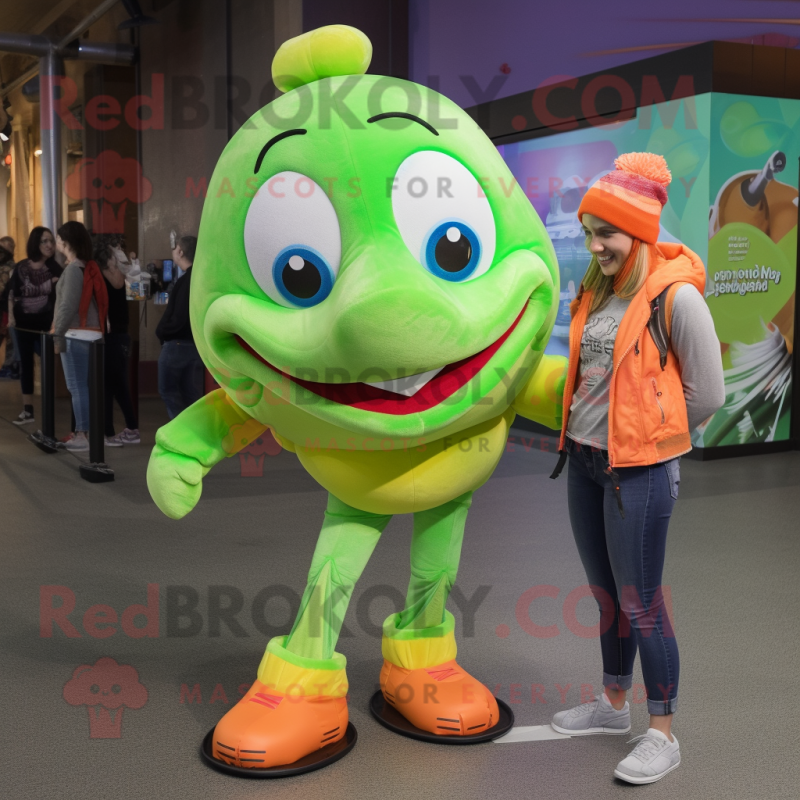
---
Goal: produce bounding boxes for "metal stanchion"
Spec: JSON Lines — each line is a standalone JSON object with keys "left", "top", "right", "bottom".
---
{"left": 79, "top": 338, "right": 114, "bottom": 483}
{"left": 28, "top": 332, "right": 59, "bottom": 454}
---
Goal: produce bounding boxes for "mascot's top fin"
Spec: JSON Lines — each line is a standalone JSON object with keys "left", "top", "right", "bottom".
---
{"left": 272, "top": 25, "right": 372, "bottom": 93}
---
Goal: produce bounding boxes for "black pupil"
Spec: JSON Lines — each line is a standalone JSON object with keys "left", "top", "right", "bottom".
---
{"left": 435, "top": 228, "right": 472, "bottom": 273}
{"left": 282, "top": 257, "right": 321, "bottom": 299}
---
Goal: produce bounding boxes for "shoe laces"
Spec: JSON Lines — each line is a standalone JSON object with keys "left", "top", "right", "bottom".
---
{"left": 626, "top": 732, "right": 667, "bottom": 760}
{"left": 567, "top": 700, "right": 597, "bottom": 717}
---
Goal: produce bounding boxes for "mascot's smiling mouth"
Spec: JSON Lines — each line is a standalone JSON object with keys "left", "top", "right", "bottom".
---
{"left": 235, "top": 301, "right": 528, "bottom": 415}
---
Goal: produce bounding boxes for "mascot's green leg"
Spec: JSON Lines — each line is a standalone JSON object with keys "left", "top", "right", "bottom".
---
{"left": 380, "top": 491, "right": 501, "bottom": 735}
{"left": 213, "top": 493, "right": 389, "bottom": 768}
{"left": 284, "top": 493, "right": 392, "bottom": 660}
{"left": 396, "top": 490, "right": 472, "bottom": 631}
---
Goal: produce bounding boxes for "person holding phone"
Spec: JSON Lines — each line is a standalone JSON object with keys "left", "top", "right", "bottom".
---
{"left": 549, "top": 153, "right": 724, "bottom": 784}
{"left": 0, "top": 240, "right": 17, "bottom": 378}
{"left": 156, "top": 235, "right": 204, "bottom": 419}
{"left": 6, "top": 227, "right": 62, "bottom": 424}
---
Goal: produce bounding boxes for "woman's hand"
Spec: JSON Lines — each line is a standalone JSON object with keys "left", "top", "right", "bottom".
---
{"left": 102, "top": 253, "right": 127, "bottom": 290}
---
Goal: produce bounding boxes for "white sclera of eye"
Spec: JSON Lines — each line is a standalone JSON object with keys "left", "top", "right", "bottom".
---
{"left": 392, "top": 151, "right": 496, "bottom": 281}
{"left": 243, "top": 171, "right": 342, "bottom": 307}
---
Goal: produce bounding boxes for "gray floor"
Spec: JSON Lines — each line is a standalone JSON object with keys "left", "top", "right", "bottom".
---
{"left": 1, "top": 381, "right": 799, "bottom": 800}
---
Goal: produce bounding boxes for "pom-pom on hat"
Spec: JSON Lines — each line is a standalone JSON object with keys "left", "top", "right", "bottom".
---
{"left": 577, "top": 152, "right": 672, "bottom": 244}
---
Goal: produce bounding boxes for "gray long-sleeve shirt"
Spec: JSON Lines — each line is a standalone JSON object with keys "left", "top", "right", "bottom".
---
{"left": 52, "top": 260, "right": 99, "bottom": 344}
{"left": 567, "top": 284, "right": 725, "bottom": 449}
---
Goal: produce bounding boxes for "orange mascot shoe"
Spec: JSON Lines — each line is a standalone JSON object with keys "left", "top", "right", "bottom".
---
{"left": 379, "top": 611, "right": 500, "bottom": 736}
{"left": 211, "top": 636, "right": 349, "bottom": 769}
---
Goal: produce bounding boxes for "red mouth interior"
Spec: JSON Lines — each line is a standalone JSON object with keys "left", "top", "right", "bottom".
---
{"left": 236, "top": 302, "right": 527, "bottom": 416}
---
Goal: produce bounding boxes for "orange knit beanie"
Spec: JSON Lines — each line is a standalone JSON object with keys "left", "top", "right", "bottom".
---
{"left": 577, "top": 152, "right": 672, "bottom": 244}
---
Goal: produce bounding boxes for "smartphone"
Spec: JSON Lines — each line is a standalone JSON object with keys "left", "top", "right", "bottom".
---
{"left": 162, "top": 259, "right": 173, "bottom": 283}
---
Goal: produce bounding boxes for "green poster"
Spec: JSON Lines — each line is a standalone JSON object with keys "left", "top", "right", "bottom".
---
{"left": 700, "top": 94, "right": 798, "bottom": 447}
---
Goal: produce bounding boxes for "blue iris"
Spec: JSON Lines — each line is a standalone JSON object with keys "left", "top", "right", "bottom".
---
{"left": 422, "top": 220, "right": 481, "bottom": 282}
{"left": 272, "top": 245, "right": 334, "bottom": 307}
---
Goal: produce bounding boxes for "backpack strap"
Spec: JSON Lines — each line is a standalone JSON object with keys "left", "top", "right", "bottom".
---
{"left": 663, "top": 282, "right": 683, "bottom": 338}
{"left": 647, "top": 282, "right": 686, "bottom": 370}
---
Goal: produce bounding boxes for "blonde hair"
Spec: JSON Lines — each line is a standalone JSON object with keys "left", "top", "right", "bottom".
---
{"left": 581, "top": 240, "right": 650, "bottom": 315}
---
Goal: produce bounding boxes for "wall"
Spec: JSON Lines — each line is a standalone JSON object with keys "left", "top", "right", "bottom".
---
{"left": 304, "top": 0, "right": 408, "bottom": 78}
{"left": 138, "top": 0, "right": 232, "bottom": 265}
{"left": 83, "top": 65, "right": 139, "bottom": 251}
{"left": 409, "top": 0, "right": 800, "bottom": 108}
{"left": 137, "top": 0, "right": 408, "bottom": 265}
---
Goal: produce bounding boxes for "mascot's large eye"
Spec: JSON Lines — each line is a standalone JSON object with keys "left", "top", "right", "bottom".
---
{"left": 392, "top": 151, "right": 496, "bottom": 282}
{"left": 243, "top": 171, "right": 341, "bottom": 308}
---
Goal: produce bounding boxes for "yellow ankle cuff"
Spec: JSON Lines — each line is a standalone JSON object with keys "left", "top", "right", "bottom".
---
{"left": 381, "top": 613, "right": 457, "bottom": 670}
{"left": 256, "top": 636, "right": 349, "bottom": 698}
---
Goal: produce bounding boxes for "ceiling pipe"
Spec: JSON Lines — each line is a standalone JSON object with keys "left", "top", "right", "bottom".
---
{"left": 63, "top": 40, "right": 136, "bottom": 65}
{"left": 55, "top": 0, "right": 125, "bottom": 51}
{"left": 40, "top": 51, "right": 66, "bottom": 234}
{"left": 0, "top": 33, "right": 53, "bottom": 57}
{"left": 0, "top": 0, "right": 126, "bottom": 99}
{"left": 0, "top": 0, "right": 139, "bottom": 230}
{"left": 118, "top": 0, "right": 158, "bottom": 30}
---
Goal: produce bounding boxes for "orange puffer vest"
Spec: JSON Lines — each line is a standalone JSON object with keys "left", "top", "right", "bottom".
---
{"left": 559, "top": 242, "right": 708, "bottom": 467}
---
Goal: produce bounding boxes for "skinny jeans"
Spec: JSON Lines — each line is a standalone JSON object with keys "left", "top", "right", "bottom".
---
{"left": 566, "top": 436, "right": 680, "bottom": 715}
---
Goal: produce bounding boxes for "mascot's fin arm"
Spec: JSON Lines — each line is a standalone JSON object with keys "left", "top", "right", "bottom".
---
{"left": 155, "top": 387, "right": 268, "bottom": 468}
{"left": 511, "top": 353, "right": 568, "bottom": 431}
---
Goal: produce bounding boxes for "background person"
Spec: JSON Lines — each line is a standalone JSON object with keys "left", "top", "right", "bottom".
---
{"left": 0, "top": 237, "right": 18, "bottom": 377}
{"left": 94, "top": 241, "right": 140, "bottom": 446}
{"left": 156, "top": 235, "right": 204, "bottom": 419}
{"left": 549, "top": 153, "right": 724, "bottom": 785}
{"left": 6, "top": 228, "right": 62, "bottom": 424}
{"left": 0, "top": 242, "right": 16, "bottom": 378}
{"left": 0, "top": 235, "right": 15, "bottom": 260}
{"left": 52, "top": 221, "right": 101, "bottom": 452}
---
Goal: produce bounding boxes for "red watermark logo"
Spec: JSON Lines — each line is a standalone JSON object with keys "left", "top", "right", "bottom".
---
{"left": 237, "top": 430, "right": 282, "bottom": 476}
{"left": 42, "top": 72, "right": 695, "bottom": 134}
{"left": 65, "top": 150, "right": 153, "bottom": 234}
{"left": 40, "top": 582, "right": 673, "bottom": 642}
{"left": 62, "top": 657, "right": 148, "bottom": 739}
{"left": 173, "top": 678, "right": 667, "bottom": 708}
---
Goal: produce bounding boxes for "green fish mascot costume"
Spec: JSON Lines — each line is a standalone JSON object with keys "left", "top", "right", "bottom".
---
{"left": 147, "top": 25, "right": 566, "bottom": 775}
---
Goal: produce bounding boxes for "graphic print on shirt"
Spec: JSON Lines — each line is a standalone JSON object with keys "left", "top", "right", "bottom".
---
{"left": 18, "top": 264, "right": 55, "bottom": 316}
{"left": 576, "top": 315, "right": 617, "bottom": 404}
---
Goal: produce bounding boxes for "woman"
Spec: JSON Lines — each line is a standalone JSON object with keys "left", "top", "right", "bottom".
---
{"left": 94, "top": 242, "right": 140, "bottom": 445}
{"left": 6, "top": 227, "right": 62, "bottom": 424}
{"left": 549, "top": 153, "right": 724, "bottom": 784}
{"left": 156, "top": 234, "right": 204, "bottom": 419}
{"left": 52, "top": 221, "right": 101, "bottom": 452}
{"left": 0, "top": 242, "right": 16, "bottom": 378}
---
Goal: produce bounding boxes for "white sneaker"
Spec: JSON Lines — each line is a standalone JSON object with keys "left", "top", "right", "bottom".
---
{"left": 119, "top": 427, "right": 140, "bottom": 444}
{"left": 55, "top": 432, "right": 74, "bottom": 450}
{"left": 551, "top": 692, "right": 631, "bottom": 735}
{"left": 12, "top": 410, "right": 35, "bottom": 426}
{"left": 614, "top": 728, "right": 681, "bottom": 784}
{"left": 65, "top": 431, "right": 90, "bottom": 452}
